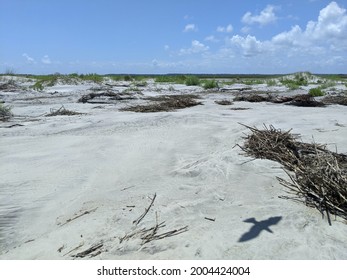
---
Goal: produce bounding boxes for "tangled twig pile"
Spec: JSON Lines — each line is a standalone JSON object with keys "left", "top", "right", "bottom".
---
{"left": 238, "top": 124, "right": 347, "bottom": 224}
{"left": 121, "top": 95, "right": 202, "bottom": 113}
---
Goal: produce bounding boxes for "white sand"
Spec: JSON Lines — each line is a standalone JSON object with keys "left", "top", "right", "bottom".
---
{"left": 1, "top": 79, "right": 347, "bottom": 259}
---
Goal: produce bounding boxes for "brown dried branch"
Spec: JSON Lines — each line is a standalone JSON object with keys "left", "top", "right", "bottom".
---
{"left": 133, "top": 193, "right": 156, "bottom": 226}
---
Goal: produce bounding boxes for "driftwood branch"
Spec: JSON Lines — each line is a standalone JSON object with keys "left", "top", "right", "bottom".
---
{"left": 60, "top": 207, "right": 98, "bottom": 226}
{"left": 133, "top": 193, "right": 156, "bottom": 225}
{"left": 72, "top": 243, "right": 103, "bottom": 258}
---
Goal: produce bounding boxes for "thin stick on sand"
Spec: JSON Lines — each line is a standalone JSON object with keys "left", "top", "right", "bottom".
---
{"left": 133, "top": 193, "right": 156, "bottom": 226}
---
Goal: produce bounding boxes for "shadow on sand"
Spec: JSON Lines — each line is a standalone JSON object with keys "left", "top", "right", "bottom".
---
{"left": 238, "top": 216, "right": 282, "bottom": 242}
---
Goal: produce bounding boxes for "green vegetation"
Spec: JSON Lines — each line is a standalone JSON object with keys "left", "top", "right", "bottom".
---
{"left": 309, "top": 87, "right": 324, "bottom": 97}
{"left": 155, "top": 75, "right": 187, "bottom": 84}
{"left": 242, "top": 79, "right": 264, "bottom": 85}
{"left": 79, "top": 73, "right": 103, "bottom": 83}
{"left": 185, "top": 75, "right": 200, "bottom": 86}
{"left": 203, "top": 79, "right": 219, "bottom": 89}
{"left": 266, "top": 79, "right": 277, "bottom": 86}
{"left": 280, "top": 73, "right": 309, "bottom": 90}
{"left": 317, "top": 81, "right": 336, "bottom": 90}
{"left": 0, "top": 103, "right": 12, "bottom": 121}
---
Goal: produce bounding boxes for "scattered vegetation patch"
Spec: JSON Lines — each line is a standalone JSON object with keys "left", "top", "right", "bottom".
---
{"left": 280, "top": 73, "right": 309, "bottom": 90}
{"left": 215, "top": 100, "right": 233, "bottom": 105}
{"left": 203, "top": 79, "right": 219, "bottom": 89}
{"left": 266, "top": 80, "right": 277, "bottom": 87}
{"left": 309, "top": 87, "right": 324, "bottom": 97}
{"left": 121, "top": 94, "right": 202, "bottom": 113}
{"left": 239, "top": 124, "right": 347, "bottom": 224}
{"left": 0, "top": 103, "right": 13, "bottom": 121}
{"left": 185, "top": 76, "right": 200, "bottom": 86}
{"left": 154, "top": 75, "right": 186, "bottom": 84}
{"left": 45, "top": 105, "right": 83, "bottom": 117}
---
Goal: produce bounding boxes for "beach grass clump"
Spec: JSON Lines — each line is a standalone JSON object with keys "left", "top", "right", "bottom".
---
{"left": 239, "top": 124, "right": 347, "bottom": 224}
{"left": 79, "top": 73, "right": 103, "bottom": 83}
{"left": 309, "top": 87, "right": 324, "bottom": 97}
{"left": 266, "top": 79, "right": 277, "bottom": 87}
{"left": 155, "top": 75, "right": 187, "bottom": 84}
{"left": 0, "top": 103, "right": 13, "bottom": 121}
{"left": 280, "top": 73, "right": 309, "bottom": 90}
{"left": 185, "top": 75, "right": 200, "bottom": 86}
{"left": 203, "top": 79, "right": 219, "bottom": 89}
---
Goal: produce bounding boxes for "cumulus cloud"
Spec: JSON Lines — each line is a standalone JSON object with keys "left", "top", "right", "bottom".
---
{"left": 242, "top": 5, "right": 277, "bottom": 26}
{"left": 41, "top": 55, "right": 51, "bottom": 64}
{"left": 229, "top": 35, "right": 265, "bottom": 57}
{"left": 216, "top": 24, "right": 233, "bottom": 33}
{"left": 179, "top": 40, "right": 209, "bottom": 55}
{"left": 22, "top": 53, "right": 35, "bottom": 63}
{"left": 183, "top": 24, "right": 198, "bottom": 32}
{"left": 272, "top": 1, "right": 347, "bottom": 50}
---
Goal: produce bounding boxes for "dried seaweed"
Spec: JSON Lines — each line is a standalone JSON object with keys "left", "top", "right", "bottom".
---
{"left": 322, "top": 95, "right": 347, "bottom": 106}
{"left": 215, "top": 100, "right": 233, "bottom": 105}
{"left": 239, "top": 124, "right": 347, "bottom": 224}
{"left": 46, "top": 105, "right": 82, "bottom": 116}
{"left": 121, "top": 95, "right": 202, "bottom": 113}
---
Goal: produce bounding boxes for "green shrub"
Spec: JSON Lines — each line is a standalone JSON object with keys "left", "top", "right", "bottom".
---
{"left": 0, "top": 103, "right": 12, "bottom": 120}
{"left": 185, "top": 76, "right": 200, "bottom": 86}
{"left": 155, "top": 75, "right": 186, "bottom": 84}
{"left": 309, "top": 87, "right": 324, "bottom": 97}
{"left": 203, "top": 79, "right": 219, "bottom": 89}
{"left": 267, "top": 80, "right": 277, "bottom": 86}
{"left": 31, "top": 81, "right": 44, "bottom": 91}
{"left": 80, "top": 73, "right": 103, "bottom": 83}
{"left": 123, "top": 75, "right": 133, "bottom": 81}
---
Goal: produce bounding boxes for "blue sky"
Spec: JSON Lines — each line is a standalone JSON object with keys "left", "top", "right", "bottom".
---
{"left": 1, "top": 0, "right": 346, "bottom": 74}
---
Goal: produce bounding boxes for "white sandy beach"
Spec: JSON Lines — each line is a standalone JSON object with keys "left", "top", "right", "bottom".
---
{"left": 1, "top": 76, "right": 347, "bottom": 259}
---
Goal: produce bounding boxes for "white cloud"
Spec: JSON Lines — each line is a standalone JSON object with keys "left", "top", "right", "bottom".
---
{"left": 183, "top": 24, "right": 198, "bottom": 32}
{"left": 22, "top": 53, "right": 35, "bottom": 64}
{"left": 217, "top": 24, "right": 233, "bottom": 33}
{"left": 205, "top": 35, "right": 219, "bottom": 42}
{"left": 164, "top": 45, "right": 170, "bottom": 50}
{"left": 41, "top": 55, "right": 51, "bottom": 64}
{"left": 179, "top": 40, "right": 209, "bottom": 55}
{"left": 242, "top": 5, "right": 277, "bottom": 26}
{"left": 229, "top": 35, "right": 265, "bottom": 57}
{"left": 272, "top": 1, "right": 347, "bottom": 50}
{"left": 241, "top": 26, "right": 251, "bottom": 34}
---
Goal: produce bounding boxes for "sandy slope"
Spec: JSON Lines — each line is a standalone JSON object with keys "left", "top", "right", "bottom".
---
{"left": 1, "top": 80, "right": 347, "bottom": 259}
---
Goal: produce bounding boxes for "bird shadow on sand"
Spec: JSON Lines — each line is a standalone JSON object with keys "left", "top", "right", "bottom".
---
{"left": 238, "top": 216, "right": 282, "bottom": 242}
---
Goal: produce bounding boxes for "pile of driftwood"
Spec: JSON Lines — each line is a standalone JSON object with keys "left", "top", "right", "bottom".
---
{"left": 78, "top": 90, "right": 137, "bottom": 104}
{"left": 121, "top": 94, "right": 202, "bottom": 113}
{"left": 322, "top": 95, "right": 347, "bottom": 106}
{"left": 238, "top": 124, "right": 347, "bottom": 224}
{"left": 215, "top": 100, "right": 234, "bottom": 105}
{"left": 233, "top": 93, "right": 326, "bottom": 107}
{"left": 46, "top": 105, "right": 82, "bottom": 116}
